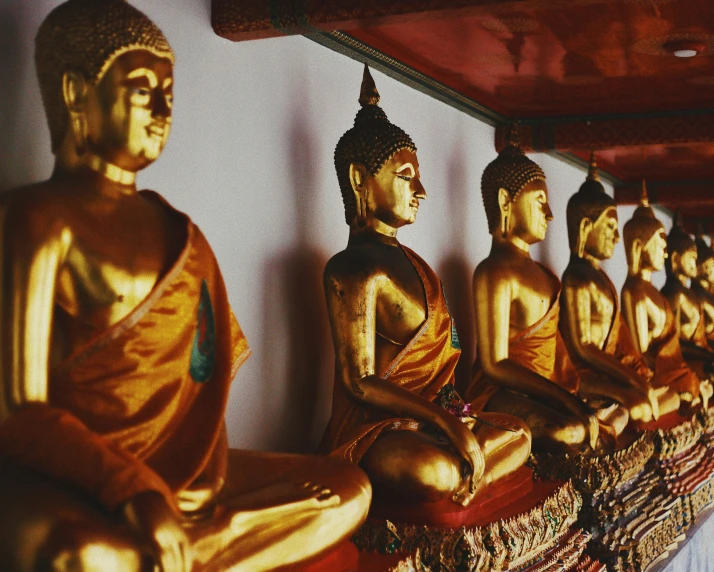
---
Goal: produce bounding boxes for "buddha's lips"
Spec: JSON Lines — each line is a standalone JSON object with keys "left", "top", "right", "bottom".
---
{"left": 147, "top": 125, "right": 166, "bottom": 137}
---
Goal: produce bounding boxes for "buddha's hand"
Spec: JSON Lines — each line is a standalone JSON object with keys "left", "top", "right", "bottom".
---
{"left": 123, "top": 491, "right": 193, "bottom": 572}
{"left": 444, "top": 418, "right": 485, "bottom": 505}
{"left": 564, "top": 396, "right": 599, "bottom": 450}
{"left": 626, "top": 389, "right": 656, "bottom": 424}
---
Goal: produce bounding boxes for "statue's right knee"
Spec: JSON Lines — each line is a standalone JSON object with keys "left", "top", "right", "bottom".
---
{"left": 38, "top": 521, "right": 142, "bottom": 572}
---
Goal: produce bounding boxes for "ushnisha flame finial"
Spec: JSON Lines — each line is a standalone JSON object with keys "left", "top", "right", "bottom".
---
{"left": 587, "top": 151, "right": 600, "bottom": 182}
{"left": 640, "top": 180, "right": 650, "bottom": 208}
{"left": 673, "top": 207, "right": 683, "bottom": 229}
{"left": 507, "top": 122, "right": 521, "bottom": 148}
{"left": 359, "top": 65, "right": 380, "bottom": 107}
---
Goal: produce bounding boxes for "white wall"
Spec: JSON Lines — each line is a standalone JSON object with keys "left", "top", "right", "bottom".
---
{"left": 0, "top": 0, "right": 673, "bottom": 452}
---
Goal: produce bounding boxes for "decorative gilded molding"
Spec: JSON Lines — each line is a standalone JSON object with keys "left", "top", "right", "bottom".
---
{"left": 353, "top": 481, "right": 583, "bottom": 571}
{"left": 529, "top": 432, "right": 654, "bottom": 494}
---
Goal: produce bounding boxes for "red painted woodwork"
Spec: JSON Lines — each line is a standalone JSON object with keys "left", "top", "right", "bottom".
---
{"left": 346, "top": 1, "right": 714, "bottom": 118}
{"left": 213, "top": 0, "right": 714, "bottom": 217}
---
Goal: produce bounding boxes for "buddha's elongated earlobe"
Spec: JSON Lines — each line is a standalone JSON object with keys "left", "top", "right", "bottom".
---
{"left": 62, "top": 71, "right": 88, "bottom": 156}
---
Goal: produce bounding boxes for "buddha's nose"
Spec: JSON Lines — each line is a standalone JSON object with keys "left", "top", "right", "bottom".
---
{"left": 414, "top": 179, "right": 426, "bottom": 200}
{"left": 544, "top": 201, "right": 554, "bottom": 221}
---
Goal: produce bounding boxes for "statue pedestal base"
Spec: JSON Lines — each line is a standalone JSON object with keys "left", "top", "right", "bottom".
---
{"left": 353, "top": 467, "right": 594, "bottom": 571}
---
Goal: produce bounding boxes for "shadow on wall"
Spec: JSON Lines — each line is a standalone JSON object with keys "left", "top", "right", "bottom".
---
{"left": 437, "top": 136, "right": 476, "bottom": 394}
{"left": 0, "top": 6, "right": 24, "bottom": 192}
{"left": 259, "top": 91, "right": 333, "bottom": 454}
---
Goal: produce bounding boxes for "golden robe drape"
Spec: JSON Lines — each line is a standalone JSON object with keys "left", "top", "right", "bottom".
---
{"left": 0, "top": 192, "right": 250, "bottom": 513}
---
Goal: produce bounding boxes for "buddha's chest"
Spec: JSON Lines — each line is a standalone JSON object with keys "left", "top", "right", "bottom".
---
{"left": 677, "top": 289, "right": 702, "bottom": 340}
{"left": 375, "top": 252, "right": 427, "bottom": 345}
{"left": 644, "top": 288, "right": 669, "bottom": 342}
{"left": 510, "top": 263, "right": 558, "bottom": 330}
{"left": 54, "top": 205, "right": 180, "bottom": 329}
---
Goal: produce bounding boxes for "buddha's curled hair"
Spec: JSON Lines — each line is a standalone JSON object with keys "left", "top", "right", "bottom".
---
{"left": 334, "top": 66, "right": 416, "bottom": 224}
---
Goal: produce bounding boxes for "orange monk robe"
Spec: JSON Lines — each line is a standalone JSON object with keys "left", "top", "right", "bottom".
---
{"left": 466, "top": 286, "right": 579, "bottom": 412}
{"left": 0, "top": 191, "right": 249, "bottom": 514}
{"left": 645, "top": 299, "right": 701, "bottom": 398}
{"left": 320, "top": 245, "right": 462, "bottom": 464}
{"left": 560, "top": 272, "right": 653, "bottom": 387}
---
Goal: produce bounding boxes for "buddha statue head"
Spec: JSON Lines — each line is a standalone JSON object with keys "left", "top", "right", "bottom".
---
{"left": 622, "top": 182, "right": 667, "bottom": 276}
{"left": 695, "top": 228, "right": 714, "bottom": 287}
{"left": 665, "top": 210, "right": 697, "bottom": 280}
{"left": 481, "top": 126, "right": 551, "bottom": 244}
{"left": 566, "top": 153, "right": 619, "bottom": 261}
{"left": 334, "top": 65, "right": 421, "bottom": 230}
{"left": 36, "top": 0, "right": 175, "bottom": 178}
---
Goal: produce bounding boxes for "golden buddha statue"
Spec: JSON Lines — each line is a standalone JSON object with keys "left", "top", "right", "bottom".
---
{"left": 621, "top": 184, "right": 712, "bottom": 409}
{"left": 692, "top": 229, "right": 714, "bottom": 346}
{"left": 465, "top": 135, "right": 631, "bottom": 453}
{"left": 560, "top": 154, "right": 675, "bottom": 423}
{"left": 661, "top": 212, "right": 714, "bottom": 376}
{"left": 0, "top": 1, "right": 370, "bottom": 570}
{"left": 319, "top": 66, "right": 531, "bottom": 507}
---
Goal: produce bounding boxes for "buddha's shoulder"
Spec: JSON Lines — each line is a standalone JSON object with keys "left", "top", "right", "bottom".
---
{"left": 475, "top": 251, "right": 540, "bottom": 279}
{"left": 325, "top": 243, "right": 395, "bottom": 282}
{"left": 4, "top": 180, "right": 77, "bottom": 211}
{"left": 2, "top": 180, "right": 79, "bottom": 229}
{"left": 562, "top": 260, "right": 602, "bottom": 288}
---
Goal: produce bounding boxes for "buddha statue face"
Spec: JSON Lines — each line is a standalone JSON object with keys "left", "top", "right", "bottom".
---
{"left": 672, "top": 246, "right": 698, "bottom": 279}
{"left": 35, "top": 0, "right": 175, "bottom": 176}
{"left": 335, "top": 66, "right": 418, "bottom": 228}
{"left": 701, "top": 257, "right": 714, "bottom": 284}
{"left": 565, "top": 153, "right": 619, "bottom": 261}
{"left": 481, "top": 131, "right": 549, "bottom": 243}
{"left": 352, "top": 148, "right": 425, "bottom": 230}
{"left": 500, "top": 179, "right": 553, "bottom": 244}
{"left": 641, "top": 228, "right": 668, "bottom": 272}
{"left": 83, "top": 50, "right": 173, "bottom": 172}
{"left": 584, "top": 208, "right": 619, "bottom": 260}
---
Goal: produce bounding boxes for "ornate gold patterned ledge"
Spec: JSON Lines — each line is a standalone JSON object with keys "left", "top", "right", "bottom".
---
{"left": 529, "top": 431, "right": 654, "bottom": 494}
{"left": 353, "top": 480, "right": 582, "bottom": 571}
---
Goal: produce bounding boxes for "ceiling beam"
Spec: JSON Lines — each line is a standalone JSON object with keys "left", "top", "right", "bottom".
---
{"left": 495, "top": 112, "right": 714, "bottom": 153}
{"left": 212, "top": 0, "right": 619, "bottom": 42}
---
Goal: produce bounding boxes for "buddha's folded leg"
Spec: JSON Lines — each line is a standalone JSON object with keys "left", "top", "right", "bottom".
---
{"left": 484, "top": 389, "right": 587, "bottom": 453}
{"left": 0, "top": 463, "right": 145, "bottom": 572}
{"left": 471, "top": 412, "right": 531, "bottom": 491}
{"left": 188, "top": 449, "right": 371, "bottom": 572}
{"left": 359, "top": 429, "right": 462, "bottom": 503}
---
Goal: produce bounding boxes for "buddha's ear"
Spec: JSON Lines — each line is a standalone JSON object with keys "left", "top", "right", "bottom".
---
{"left": 577, "top": 218, "right": 593, "bottom": 258}
{"left": 497, "top": 187, "right": 511, "bottom": 212}
{"left": 670, "top": 250, "right": 680, "bottom": 273}
{"left": 62, "top": 71, "right": 88, "bottom": 113}
{"left": 349, "top": 163, "right": 368, "bottom": 225}
{"left": 62, "top": 71, "right": 89, "bottom": 155}
{"left": 631, "top": 238, "right": 643, "bottom": 275}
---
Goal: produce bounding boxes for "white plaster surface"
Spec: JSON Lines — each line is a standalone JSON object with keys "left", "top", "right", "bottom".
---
{"left": 0, "top": 0, "right": 673, "bottom": 452}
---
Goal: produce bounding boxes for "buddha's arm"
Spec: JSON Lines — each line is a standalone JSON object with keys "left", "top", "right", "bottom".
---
{"left": 622, "top": 286, "right": 652, "bottom": 357}
{"left": 563, "top": 281, "right": 650, "bottom": 389}
{"left": 324, "top": 268, "right": 484, "bottom": 488}
{"left": 474, "top": 268, "right": 598, "bottom": 448}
